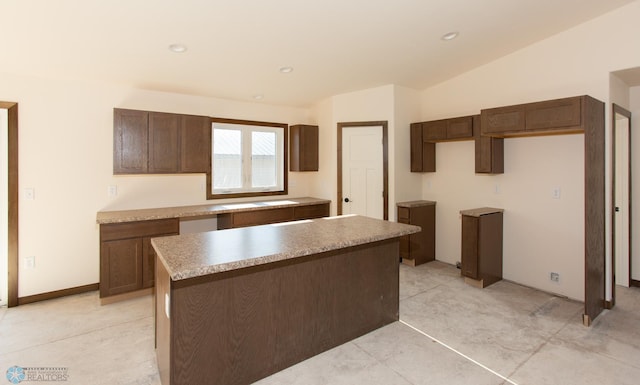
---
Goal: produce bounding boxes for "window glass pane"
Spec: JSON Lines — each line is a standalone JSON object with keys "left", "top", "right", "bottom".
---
{"left": 251, "top": 131, "right": 276, "bottom": 188}
{"left": 213, "top": 128, "right": 242, "bottom": 189}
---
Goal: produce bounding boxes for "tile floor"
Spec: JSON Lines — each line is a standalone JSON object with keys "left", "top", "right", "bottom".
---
{"left": 1, "top": 261, "right": 639, "bottom": 385}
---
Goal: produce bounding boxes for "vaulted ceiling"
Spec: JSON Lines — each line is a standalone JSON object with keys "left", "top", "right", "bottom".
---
{"left": 1, "top": 0, "right": 634, "bottom": 107}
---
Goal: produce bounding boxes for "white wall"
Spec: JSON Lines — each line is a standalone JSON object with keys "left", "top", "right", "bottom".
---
{"left": 310, "top": 84, "right": 422, "bottom": 220}
{"left": 0, "top": 72, "right": 312, "bottom": 297}
{"left": 418, "top": 1, "right": 640, "bottom": 301}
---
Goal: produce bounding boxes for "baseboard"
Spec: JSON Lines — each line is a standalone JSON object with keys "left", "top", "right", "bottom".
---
{"left": 100, "top": 288, "right": 153, "bottom": 305}
{"left": 631, "top": 279, "right": 640, "bottom": 288}
{"left": 17, "top": 283, "right": 99, "bottom": 305}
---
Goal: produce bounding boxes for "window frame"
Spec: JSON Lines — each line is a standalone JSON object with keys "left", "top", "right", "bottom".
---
{"left": 207, "top": 117, "right": 288, "bottom": 200}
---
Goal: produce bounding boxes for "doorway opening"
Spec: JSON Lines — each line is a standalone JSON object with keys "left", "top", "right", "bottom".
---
{"left": 0, "top": 102, "right": 18, "bottom": 307}
{"left": 337, "top": 121, "right": 388, "bottom": 220}
{"left": 611, "top": 103, "right": 633, "bottom": 308}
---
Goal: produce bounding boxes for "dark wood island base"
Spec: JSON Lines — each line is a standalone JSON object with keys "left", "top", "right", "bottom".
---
{"left": 153, "top": 215, "right": 418, "bottom": 385}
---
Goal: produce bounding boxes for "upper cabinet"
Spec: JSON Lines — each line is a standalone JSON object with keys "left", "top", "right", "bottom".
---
{"left": 114, "top": 109, "right": 149, "bottom": 173}
{"left": 290, "top": 124, "right": 319, "bottom": 171}
{"left": 180, "top": 114, "right": 211, "bottom": 173}
{"left": 481, "top": 96, "right": 583, "bottom": 137}
{"left": 423, "top": 116, "right": 474, "bottom": 141}
{"left": 113, "top": 108, "right": 210, "bottom": 175}
{"left": 410, "top": 122, "right": 435, "bottom": 172}
{"left": 474, "top": 115, "right": 504, "bottom": 174}
{"left": 411, "top": 115, "right": 502, "bottom": 174}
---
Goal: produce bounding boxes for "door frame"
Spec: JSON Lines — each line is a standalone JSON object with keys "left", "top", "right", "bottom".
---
{"left": 611, "top": 104, "right": 633, "bottom": 307}
{"left": 1, "top": 102, "right": 18, "bottom": 307}
{"left": 337, "top": 121, "right": 388, "bottom": 220}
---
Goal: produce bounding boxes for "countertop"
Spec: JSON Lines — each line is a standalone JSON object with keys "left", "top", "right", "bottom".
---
{"left": 151, "top": 214, "right": 420, "bottom": 281}
{"left": 96, "top": 197, "right": 331, "bottom": 224}
{"left": 460, "top": 207, "right": 504, "bottom": 217}
{"left": 397, "top": 200, "right": 436, "bottom": 208}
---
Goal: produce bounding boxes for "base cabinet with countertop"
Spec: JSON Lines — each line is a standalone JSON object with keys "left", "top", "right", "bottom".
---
{"left": 97, "top": 197, "right": 331, "bottom": 301}
{"left": 100, "top": 218, "right": 179, "bottom": 298}
{"left": 397, "top": 200, "right": 435, "bottom": 266}
{"left": 460, "top": 207, "right": 503, "bottom": 288}
{"left": 152, "top": 215, "right": 419, "bottom": 385}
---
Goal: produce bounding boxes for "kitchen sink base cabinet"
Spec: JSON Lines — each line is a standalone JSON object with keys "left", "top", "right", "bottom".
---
{"left": 156, "top": 239, "right": 400, "bottom": 385}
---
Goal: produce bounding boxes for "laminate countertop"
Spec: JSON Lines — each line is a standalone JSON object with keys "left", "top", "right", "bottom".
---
{"left": 96, "top": 197, "right": 330, "bottom": 224}
{"left": 151, "top": 215, "right": 420, "bottom": 281}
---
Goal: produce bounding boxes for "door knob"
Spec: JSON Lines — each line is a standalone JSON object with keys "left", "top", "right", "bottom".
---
{"left": 344, "top": 198, "right": 350, "bottom": 203}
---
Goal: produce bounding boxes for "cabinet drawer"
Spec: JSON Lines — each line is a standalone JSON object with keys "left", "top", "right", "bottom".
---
{"left": 101, "top": 218, "right": 179, "bottom": 241}
{"left": 231, "top": 207, "right": 294, "bottom": 228}
{"left": 293, "top": 203, "right": 329, "bottom": 220}
{"left": 397, "top": 207, "right": 410, "bottom": 222}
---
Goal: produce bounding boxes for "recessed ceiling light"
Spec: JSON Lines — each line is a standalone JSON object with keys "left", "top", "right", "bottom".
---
{"left": 441, "top": 32, "right": 459, "bottom": 41}
{"left": 252, "top": 94, "right": 264, "bottom": 100}
{"left": 168, "top": 44, "right": 187, "bottom": 53}
{"left": 279, "top": 66, "right": 294, "bottom": 74}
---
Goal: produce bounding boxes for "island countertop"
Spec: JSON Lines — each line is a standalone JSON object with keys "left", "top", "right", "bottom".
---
{"left": 151, "top": 214, "right": 420, "bottom": 281}
{"left": 96, "top": 196, "right": 330, "bottom": 224}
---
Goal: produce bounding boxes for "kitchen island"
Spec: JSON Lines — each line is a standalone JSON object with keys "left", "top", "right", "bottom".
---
{"left": 152, "top": 215, "right": 420, "bottom": 385}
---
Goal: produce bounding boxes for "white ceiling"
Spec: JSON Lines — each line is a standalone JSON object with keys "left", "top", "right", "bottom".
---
{"left": 0, "top": 0, "right": 635, "bottom": 107}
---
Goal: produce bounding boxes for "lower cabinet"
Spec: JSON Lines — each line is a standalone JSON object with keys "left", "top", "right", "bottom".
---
{"left": 460, "top": 208, "right": 503, "bottom": 288}
{"left": 100, "top": 218, "right": 179, "bottom": 298}
{"left": 397, "top": 201, "right": 435, "bottom": 266}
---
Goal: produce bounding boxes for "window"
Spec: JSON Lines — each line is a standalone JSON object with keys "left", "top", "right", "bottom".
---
{"left": 208, "top": 118, "right": 288, "bottom": 199}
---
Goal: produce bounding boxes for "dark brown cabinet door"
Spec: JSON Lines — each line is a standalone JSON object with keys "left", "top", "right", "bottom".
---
{"left": 461, "top": 216, "right": 479, "bottom": 279}
{"left": 422, "top": 120, "right": 447, "bottom": 141}
{"left": 446, "top": 116, "right": 473, "bottom": 139}
{"left": 290, "top": 125, "right": 319, "bottom": 171}
{"left": 114, "top": 109, "right": 149, "bottom": 174}
{"left": 524, "top": 97, "right": 581, "bottom": 131}
{"left": 410, "top": 123, "right": 435, "bottom": 172}
{"left": 181, "top": 114, "right": 211, "bottom": 173}
{"left": 474, "top": 115, "right": 504, "bottom": 174}
{"left": 149, "top": 112, "right": 181, "bottom": 173}
{"left": 481, "top": 105, "right": 526, "bottom": 135}
{"left": 100, "top": 238, "right": 143, "bottom": 297}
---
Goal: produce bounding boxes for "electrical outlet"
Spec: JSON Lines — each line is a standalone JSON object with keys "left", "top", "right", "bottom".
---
{"left": 107, "top": 185, "right": 118, "bottom": 197}
{"left": 550, "top": 272, "right": 560, "bottom": 283}
{"left": 552, "top": 187, "right": 561, "bottom": 199}
{"left": 24, "top": 256, "right": 35, "bottom": 269}
{"left": 494, "top": 183, "right": 501, "bottom": 194}
{"left": 24, "top": 188, "right": 35, "bottom": 200}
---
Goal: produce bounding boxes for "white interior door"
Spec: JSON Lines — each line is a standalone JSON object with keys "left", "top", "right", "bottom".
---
{"left": 342, "top": 126, "right": 383, "bottom": 219}
{"left": 615, "top": 114, "right": 630, "bottom": 287}
{"left": 0, "top": 108, "right": 8, "bottom": 306}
